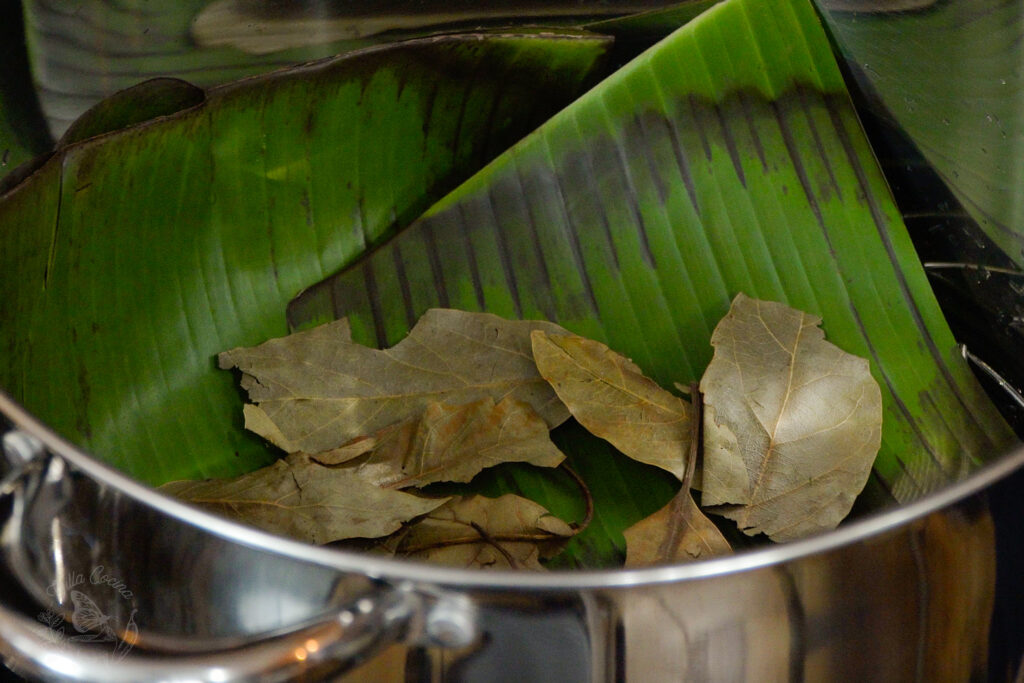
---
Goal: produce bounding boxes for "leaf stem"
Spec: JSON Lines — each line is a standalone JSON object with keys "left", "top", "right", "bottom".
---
{"left": 561, "top": 463, "right": 594, "bottom": 533}
{"left": 399, "top": 531, "right": 570, "bottom": 554}
{"left": 681, "top": 381, "right": 701, "bottom": 493}
{"left": 655, "top": 382, "right": 702, "bottom": 560}
{"left": 470, "top": 521, "right": 519, "bottom": 568}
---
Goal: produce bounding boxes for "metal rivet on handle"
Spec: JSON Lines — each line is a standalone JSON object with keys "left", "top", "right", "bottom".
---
{"left": 425, "top": 594, "right": 477, "bottom": 649}
{"left": 2, "top": 430, "right": 45, "bottom": 467}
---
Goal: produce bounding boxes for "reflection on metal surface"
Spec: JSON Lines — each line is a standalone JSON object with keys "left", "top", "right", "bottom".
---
{"left": 820, "top": 0, "right": 1024, "bottom": 267}
{"left": 609, "top": 501, "right": 994, "bottom": 682}
{"left": 20, "top": 0, "right": 679, "bottom": 135}
{"left": 2, "top": 431, "right": 44, "bottom": 468}
{"left": 0, "top": 388, "right": 1021, "bottom": 680}
{"left": 5, "top": 2, "right": 1024, "bottom": 676}
{"left": 961, "top": 344, "right": 1024, "bottom": 410}
{"left": 192, "top": 0, "right": 672, "bottom": 54}
{"left": 821, "top": 0, "right": 937, "bottom": 11}
{"left": 0, "top": 584, "right": 419, "bottom": 683}
{"left": 619, "top": 569, "right": 792, "bottom": 681}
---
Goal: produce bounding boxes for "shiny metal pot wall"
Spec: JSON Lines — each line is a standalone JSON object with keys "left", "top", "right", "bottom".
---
{"left": 1, "top": 391, "right": 1022, "bottom": 682}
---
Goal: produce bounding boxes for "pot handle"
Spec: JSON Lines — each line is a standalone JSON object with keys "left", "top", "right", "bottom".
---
{"left": 0, "top": 572, "right": 418, "bottom": 683}
{"left": 0, "top": 430, "right": 424, "bottom": 682}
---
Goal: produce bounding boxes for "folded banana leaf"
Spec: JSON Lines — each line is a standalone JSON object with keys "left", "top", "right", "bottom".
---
{"left": 0, "top": 32, "right": 611, "bottom": 483}
{"left": 288, "top": 0, "right": 1016, "bottom": 563}
{"left": 0, "top": 2, "right": 50, "bottom": 177}
{"left": 823, "top": 0, "right": 1024, "bottom": 268}
{"left": 21, "top": 0, "right": 665, "bottom": 136}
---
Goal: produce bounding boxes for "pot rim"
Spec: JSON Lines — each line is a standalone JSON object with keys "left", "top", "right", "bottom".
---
{"left": 4, "top": 389, "right": 1022, "bottom": 592}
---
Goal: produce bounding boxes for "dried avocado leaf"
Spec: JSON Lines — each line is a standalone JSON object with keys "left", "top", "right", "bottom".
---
{"left": 623, "top": 492, "right": 731, "bottom": 566}
{"left": 218, "top": 309, "right": 571, "bottom": 454}
{"left": 310, "top": 433, "right": 385, "bottom": 467}
{"left": 389, "top": 494, "right": 575, "bottom": 570}
{"left": 333, "top": 397, "right": 565, "bottom": 489}
{"left": 700, "top": 294, "right": 883, "bottom": 542}
{"left": 531, "top": 330, "right": 691, "bottom": 479}
{"left": 160, "top": 453, "right": 447, "bottom": 545}
{"left": 623, "top": 383, "right": 730, "bottom": 566}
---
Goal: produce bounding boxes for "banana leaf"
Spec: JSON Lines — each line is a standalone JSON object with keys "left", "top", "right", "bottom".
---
{"left": 0, "top": 31, "right": 611, "bottom": 483}
{"left": 57, "top": 78, "right": 206, "bottom": 147}
{"left": 822, "top": 0, "right": 1024, "bottom": 268}
{"left": 583, "top": 0, "right": 721, "bottom": 44}
{"left": 21, "top": 0, "right": 665, "bottom": 136}
{"left": 289, "top": 0, "right": 1017, "bottom": 564}
{"left": 0, "top": 1, "right": 50, "bottom": 178}
{"left": 22, "top": 0, "right": 370, "bottom": 136}
{"left": 582, "top": 0, "right": 723, "bottom": 68}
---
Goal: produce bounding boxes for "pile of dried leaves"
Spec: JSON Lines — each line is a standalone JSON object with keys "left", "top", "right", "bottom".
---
{"left": 162, "top": 293, "right": 883, "bottom": 569}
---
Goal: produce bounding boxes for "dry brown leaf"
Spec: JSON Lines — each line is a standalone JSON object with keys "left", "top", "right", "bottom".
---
{"left": 700, "top": 294, "right": 882, "bottom": 542}
{"left": 159, "top": 453, "right": 447, "bottom": 545}
{"left": 531, "top": 330, "right": 690, "bottom": 478}
{"left": 623, "top": 491, "right": 732, "bottom": 566}
{"left": 623, "top": 383, "right": 730, "bottom": 566}
{"left": 327, "top": 397, "right": 565, "bottom": 489}
{"left": 307, "top": 433, "right": 380, "bottom": 466}
{"left": 218, "top": 309, "right": 572, "bottom": 454}
{"left": 388, "top": 494, "right": 574, "bottom": 570}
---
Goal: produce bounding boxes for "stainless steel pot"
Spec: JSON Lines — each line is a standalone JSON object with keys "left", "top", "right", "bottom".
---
{"left": 2, "top": 389, "right": 1023, "bottom": 682}
{"left": 3, "top": 1, "right": 1024, "bottom": 682}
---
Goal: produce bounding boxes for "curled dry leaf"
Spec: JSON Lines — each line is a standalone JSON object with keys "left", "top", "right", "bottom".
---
{"left": 700, "top": 294, "right": 883, "bottom": 542}
{"left": 160, "top": 453, "right": 448, "bottom": 545}
{"left": 531, "top": 330, "right": 691, "bottom": 479}
{"left": 218, "top": 309, "right": 572, "bottom": 454}
{"left": 320, "top": 396, "right": 565, "bottom": 489}
{"left": 382, "top": 494, "right": 575, "bottom": 570}
{"left": 307, "top": 433, "right": 379, "bottom": 466}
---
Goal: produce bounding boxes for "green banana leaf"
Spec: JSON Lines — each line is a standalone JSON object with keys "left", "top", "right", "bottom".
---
{"left": 21, "top": 0, "right": 374, "bottom": 135}
{"left": 582, "top": 0, "right": 723, "bottom": 68}
{"left": 0, "top": 2, "right": 50, "bottom": 178}
{"left": 289, "top": 0, "right": 1016, "bottom": 564}
{"left": 57, "top": 78, "right": 206, "bottom": 147}
{"left": 0, "top": 81, "right": 42, "bottom": 183}
{"left": 584, "top": 0, "right": 721, "bottom": 45}
{"left": 21, "top": 0, "right": 665, "bottom": 136}
{"left": 0, "top": 31, "right": 611, "bottom": 483}
{"left": 822, "top": 0, "right": 1024, "bottom": 268}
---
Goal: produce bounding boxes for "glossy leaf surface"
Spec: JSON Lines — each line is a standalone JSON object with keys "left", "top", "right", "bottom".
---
{"left": 0, "top": 33, "right": 610, "bottom": 483}
{"left": 824, "top": 0, "right": 1024, "bottom": 267}
{"left": 290, "top": 0, "right": 1014, "bottom": 530}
